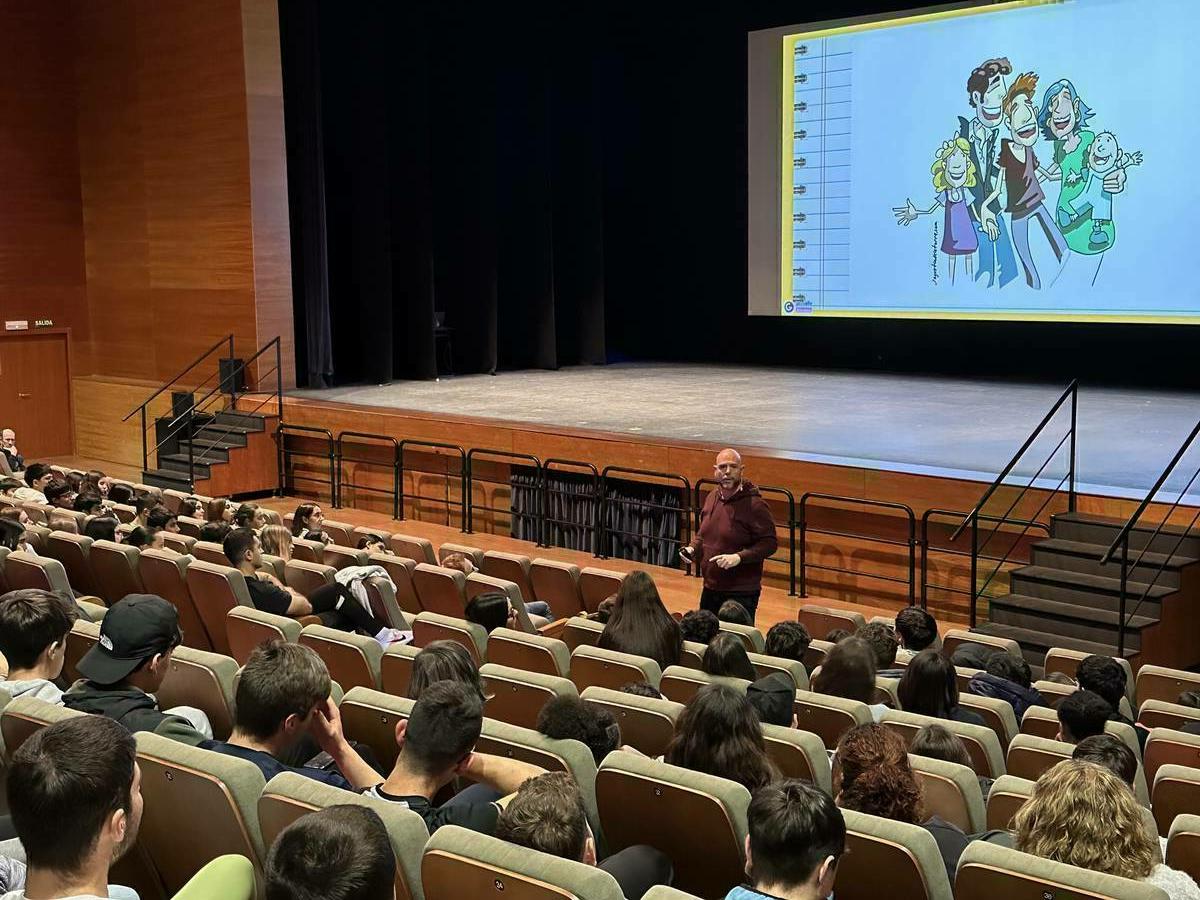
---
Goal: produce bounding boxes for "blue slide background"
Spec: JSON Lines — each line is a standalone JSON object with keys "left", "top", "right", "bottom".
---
{"left": 784, "top": 0, "right": 1197, "bottom": 319}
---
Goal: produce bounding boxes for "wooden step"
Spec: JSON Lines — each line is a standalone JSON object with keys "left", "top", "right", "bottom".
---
{"left": 141, "top": 468, "right": 193, "bottom": 491}
{"left": 158, "top": 453, "right": 212, "bottom": 479}
{"left": 1009, "top": 564, "right": 1173, "bottom": 614}
{"left": 1031, "top": 538, "right": 1195, "bottom": 589}
{"left": 973, "top": 621, "right": 1138, "bottom": 666}
{"left": 988, "top": 593, "right": 1156, "bottom": 652}
{"left": 1051, "top": 511, "right": 1200, "bottom": 559}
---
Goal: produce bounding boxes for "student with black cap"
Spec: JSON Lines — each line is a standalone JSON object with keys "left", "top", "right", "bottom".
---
{"left": 746, "top": 672, "right": 797, "bottom": 727}
{"left": 62, "top": 594, "right": 212, "bottom": 745}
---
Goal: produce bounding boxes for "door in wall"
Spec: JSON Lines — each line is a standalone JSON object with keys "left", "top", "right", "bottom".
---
{"left": 0, "top": 330, "right": 73, "bottom": 459}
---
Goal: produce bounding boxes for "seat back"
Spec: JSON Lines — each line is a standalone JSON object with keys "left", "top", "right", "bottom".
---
{"left": 299, "top": 624, "right": 383, "bottom": 691}
{"left": 562, "top": 616, "right": 605, "bottom": 651}
{"left": 380, "top": 643, "right": 422, "bottom": 699}
{"left": 323, "top": 544, "right": 369, "bottom": 570}
{"left": 48, "top": 509, "right": 85, "bottom": 534}
{"left": 882, "top": 709, "right": 1007, "bottom": 777}
{"left": 161, "top": 532, "right": 197, "bottom": 555}
{"left": 184, "top": 560, "right": 255, "bottom": 657}
{"left": 422, "top": 824, "right": 623, "bottom": 900}
{"left": 959, "top": 693, "right": 1019, "bottom": 747}
{"left": 530, "top": 559, "right": 585, "bottom": 618}
{"left": 63, "top": 619, "right": 100, "bottom": 684}
{"left": 439, "top": 542, "right": 485, "bottom": 569}
{"left": 1005, "top": 733, "right": 1073, "bottom": 782}
{"left": 797, "top": 605, "right": 865, "bottom": 641}
{"left": 794, "top": 689, "right": 873, "bottom": 749}
{"left": 226, "top": 607, "right": 302, "bottom": 664}
{"left": 90, "top": 539, "right": 146, "bottom": 606}
{"left": 1032, "top": 678, "right": 1075, "bottom": 707}
{"left": 1145, "top": 727, "right": 1200, "bottom": 787}
{"left": 679, "top": 640, "right": 706, "bottom": 671}
{"left": 284, "top": 559, "right": 336, "bottom": 596}
{"left": 3, "top": 550, "right": 72, "bottom": 595}
{"left": 45, "top": 531, "right": 100, "bottom": 596}
{"left": 1154, "top": 764, "right": 1200, "bottom": 838}
{"left": 370, "top": 553, "right": 422, "bottom": 614}
{"left": 176, "top": 516, "right": 205, "bottom": 539}
{"left": 955, "top": 838, "right": 1167, "bottom": 900}
{"left": 570, "top": 645, "right": 662, "bottom": 692}
{"left": 803, "top": 638, "right": 833, "bottom": 672}
{"left": 1046, "top": 647, "right": 1135, "bottom": 703}
{"left": 413, "top": 563, "right": 468, "bottom": 618}
{"left": 1167, "top": 813, "right": 1200, "bottom": 885}
{"left": 1, "top": 696, "right": 85, "bottom": 760}
{"left": 479, "top": 663, "right": 577, "bottom": 729}
{"left": 1138, "top": 664, "right": 1200, "bottom": 708}
{"left": 747, "top": 651, "right": 809, "bottom": 689}
{"left": 390, "top": 533, "right": 436, "bottom": 564}
{"left": 1139, "top": 699, "right": 1200, "bottom": 733}
{"left": 659, "top": 666, "right": 750, "bottom": 705}
{"left": 139, "top": 549, "right": 212, "bottom": 650}
{"left": 259, "top": 771, "right": 429, "bottom": 900}
{"left": 985, "top": 774, "right": 1035, "bottom": 830}
{"left": 321, "top": 520, "right": 355, "bottom": 547}
{"left": 836, "top": 807, "right": 952, "bottom": 900}
{"left": 339, "top": 688, "right": 413, "bottom": 771}
{"left": 717, "top": 620, "right": 765, "bottom": 653}
{"left": 909, "top": 753, "right": 985, "bottom": 833}
{"left": 156, "top": 645, "right": 239, "bottom": 740}
{"left": 289, "top": 537, "right": 326, "bottom": 564}
{"left": 595, "top": 752, "right": 749, "bottom": 898}
{"left": 481, "top": 551, "right": 538, "bottom": 607}
{"left": 134, "top": 732, "right": 266, "bottom": 895}
{"left": 363, "top": 575, "right": 409, "bottom": 629}
{"left": 192, "top": 541, "right": 229, "bottom": 566}
{"left": 941, "top": 628, "right": 1021, "bottom": 660}
{"left": 487, "top": 627, "right": 571, "bottom": 678}
{"left": 170, "top": 855, "right": 256, "bottom": 900}
{"left": 465, "top": 572, "right": 538, "bottom": 633}
{"left": 761, "top": 723, "right": 832, "bottom": 792}
{"left": 578, "top": 567, "right": 625, "bottom": 613}
{"left": 413, "top": 612, "right": 488, "bottom": 663}
{"left": 580, "top": 686, "right": 683, "bottom": 758}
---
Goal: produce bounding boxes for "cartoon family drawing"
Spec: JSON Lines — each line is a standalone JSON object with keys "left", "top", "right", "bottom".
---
{"left": 892, "top": 58, "right": 1143, "bottom": 288}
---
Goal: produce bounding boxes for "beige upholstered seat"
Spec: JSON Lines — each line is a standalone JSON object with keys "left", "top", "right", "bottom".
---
{"left": 90, "top": 540, "right": 146, "bottom": 605}
{"left": 439, "top": 542, "right": 485, "bottom": 569}
{"left": 390, "top": 533, "right": 436, "bottom": 564}
{"left": 290, "top": 537, "right": 326, "bottom": 565}
{"left": 369, "top": 553, "right": 422, "bottom": 615}
{"left": 578, "top": 567, "right": 625, "bottom": 613}
{"left": 747, "top": 651, "right": 808, "bottom": 689}
{"left": 361, "top": 574, "right": 409, "bottom": 630}
{"left": 1139, "top": 699, "right": 1200, "bottom": 733}
{"left": 530, "top": 559, "right": 585, "bottom": 618}
{"left": 1167, "top": 813, "right": 1200, "bottom": 885}
{"left": 941, "top": 628, "right": 1021, "bottom": 660}
{"left": 659, "top": 666, "right": 750, "bottom": 705}
{"left": 140, "top": 549, "right": 212, "bottom": 651}
{"left": 226, "top": 607, "right": 301, "bottom": 664}
{"left": 45, "top": 531, "right": 101, "bottom": 597}
{"left": 62, "top": 620, "right": 100, "bottom": 684}
{"left": 959, "top": 693, "right": 1019, "bottom": 747}
{"left": 284, "top": 559, "right": 336, "bottom": 596}
{"left": 580, "top": 686, "right": 683, "bottom": 758}
{"left": 797, "top": 605, "right": 865, "bottom": 641}
{"left": 3, "top": 551, "right": 73, "bottom": 595}
{"left": 595, "top": 752, "right": 749, "bottom": 897}
{"left": 570, "top": 645, "right": 662, "bottom": 692}
{"left": 1145, "top": 727, "right": 1200, "bottom": 794}
{"left": 1005, "top": 733, "right": 1072, "bottom": 782}
{"left": 762, "top": 724, "right": 831, "bottom": 792}
{"left": 985, "top": 774, "right": 1035, "bottom": 830}
{"left": 323, "top": 544, "right": 369, "bottom": 570}
{"left": 413, "top": 612, "right": 488, "bottom": 663}
{"left": 717, "top": 620, "right": 765, "bottom": 653}
{"left": 380, "top": 643, "right": 422, "bottom": 699}
{"left": 259, "top": 772, "right": 429, "bottom": 900}
{"left": 191, "top": 541, "right": 229, "bottom": 566}
{"left": 338, "top": 688, "right": 412, "bottom": 771}
{"left": 1154, "top": 764, "right": 1200, "bottom": 837}
{"left": 184, "top": 560, "right": 256, "bottom": 657}
{"left": 679, "top": 640, "right": 706, "bottom": 671}
{"left": 176, "top": 516, "right": 205, "bottom": 539}
{"left": 479, "top": 663, "right": 577, "bottom": 729}
{"left": 465, "top": 572, "right": 539, "bottom": 633}
{"left": 480, "top": 551, "right": 539, "bottom": 607}
{"left": 909, "top": 753, "right": 985, "bottom": 833}
{"left": 299, "top": 623, "right": 383, "bottom": 691}
{"left": 487, "top": 627, "right": 571, "bottom": 678}
{"left": 156, "top": 645, "right": 239, "bottom": 740}
{"left": 320, "top": 520, "right": 355, "bottom": 547}
{"left": 161, "top": 532, "right": 197, "bottom": 555}
{"left": 955, "top": 838, "right": 1167, "bottom": 900}
{"left": 412, "top": 563, "right": 468, "bottom": 618}
{"left": 1046, "top": 647, "right": 1135, "bottom": 703}
{"left": 1, "top": 696, "right": 85, "bottom": 760}
{"left": 882, "top": 708, "right": 1006, "bottom": 778}
{"left": 1137, "top": 664, "right": 1200, "bottom": 708}
{"left": 794, "top": 689, "right": 873, "bottom": 750}
{"left": 562, "top": 616, "right": 605, "bottom": 651}
{"left": 837, "top": 807, "right": 952, "bottom": 900}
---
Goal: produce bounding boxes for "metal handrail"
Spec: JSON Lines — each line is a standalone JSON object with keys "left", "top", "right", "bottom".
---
{"left": 798, "top": 492, "right": 917, "bottom": 605}
{"left": 694, "top": 478, "right": 797, "bottom": 594}
{"left": 122, "top": 334, "right": 233, "bottom": 422}
{"left": 466, "top": 448, "right": 542, "bottom": 541}
{"left": 599, "top": 466, "right": 691, "bottom": 566}
{"left": 337, "top": 432, "right": 401, "bottom": 517}
{"left": 950, "top": 380, "right": 1078, "bottom": 541}
{"left": 542, "top": 459, "right": 601, "bottom": 556}
{"left": 277, "top": 424, "right": 336, "bottom": 501}
{"left": 398, "top": 440, "right": 467, "bottom": 530}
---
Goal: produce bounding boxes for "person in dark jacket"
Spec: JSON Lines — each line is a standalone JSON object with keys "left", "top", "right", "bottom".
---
{"left": 63, "top": 594, "right": 211, "bottom": 746}
{"left": 968, "top": 652, "right": 1046, "bottom": 721}
{"left": 680, "top": 448, "right": 778, "bottom": 622}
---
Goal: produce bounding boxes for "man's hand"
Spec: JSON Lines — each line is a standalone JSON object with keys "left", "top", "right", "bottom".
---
{"left": 710, "top": 553, "right": 742, "bottom": 570}
{"left": 306, "top": 697, "right": 347, "bottom": 755}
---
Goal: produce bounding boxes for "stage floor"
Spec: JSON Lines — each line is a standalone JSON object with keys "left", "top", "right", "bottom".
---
{"left": 292, "top": 364, "right": 1200, "bottom": 498}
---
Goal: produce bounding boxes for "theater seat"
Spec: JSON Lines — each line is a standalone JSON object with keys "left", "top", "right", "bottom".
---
{"left": 595, "top": 752, "right": 749, "bottom": 897}
{"left": 1138, "top": 665, "right": 1200, "bottom": 708}
{"left": 440, "top": 542, "right": 485, "bottom": 570}
{"left": 191, "top": 541, "right": 229, "bottom": 566}
{"left": 322, "top": 544, "right": 369, "bottom": 570}
{"left": 804, "top": 637, "right": 830, "bottom": 672}
{"left": 985, "top": 774, "right": 1035, "bottom": 831}
{"left": 562, "top": 616, "right": 605, "bottom": 651}
{"left": 170, "top": 855, "right": 255, "bottom": 900}
{"left": 3, "top": 551, "right": 72, "bottom": 595}
{"left": 941, "top": 628, "right": 1021, "bottom": 660}
{"left": 466, "top": 572, "right": 539, "bottom": 634}
{"left": 679, "top": 640, "right": 706, "bottom": 671}
{"left": 422, "top": 824, "right": 624, "bottom": 900}
{"left": 413, "top": 563, "right": 468, "bottom": 618}
{"left": 487, "top": 627, "right": 571, "bottom": 678}
{"left": 362, "top": 574, "right": 409, "bottom": 630}
{"left": 1005, "top": 733, "right": 1072, "bottom": 782}
{"left": 1167, "top": 813, "right": 1200, "bottom": 885}
{"left": 184, "top": 560, "right": 256, "bottom": 657}
{"left": 176, "top": 516, "right": 205, "bottom": 539}
{"left": 259, "top": 772, "right": 428, "bottom": 900}
{"left": 570, "top": 645, "right": 662, "bottom": 692}
{"left": 959, "top": 693, "right": 1018, "bottom": 747}
{"left": 797, "top": 605, "right": 865, "bottom": 641}
{"left": 339, "top": 687, "right": 412, "bottom": 771}
{"left": 1145, "top": 727, "right": 1200, "bottom": 789}
{"left": 1021, "top": 706, "right": 1143, "bottom": 762}
{"left": 320, "top": 520, "right": 355, "bottom": 547}
{"left": 284, "top": 559, "right": 336, "bottom": 596}
{"left": 837, "top": 807, "right": 952, "bottom": 900}
{"left": 45, "top": 531, "right": 100, "bottom": 597}
{"left": 63, "top": 620, "right": 100, "bottom": 684}
{"left": 882, "top": 709, "right": 1006, "bottom": 778}
{"left": 717, "top": 621, "right": 765, "bottom": 653}
{"left": 479, "top": 662, "right": 577, "bottom": 729}
{"left": 380, "top": 643, "right": 422, "bottom": 699}
{"left": 1045, "top": 647, "right": 1135, "bottom": 703}
{"left": 226, "top": 607, "right": 301, "bottom": 665}
{"left": 909, "top": 754, "right": 985, "bottom": 834}
{"left": 1, "top": 696, "right": 85, "bottom": 760}
{"left": 156, "top": 645, "right": 239, "bottom": 740}
{"left": 258, "top": 553, "right": 287, "bottom": 583}
{"left": 1154, "top": 764, "right": 1200, "bottom": 838}
{"left": 90, "top": 540, "right": 146, "bottom": 606}
{"left": 161, "top": 532, "right": 197, "bottom": 555}
{"left": 413, "top": 612, "right": 487, "bottom": 663}
{"left": 390, "top": 533, "right": 436, "bottom": 565}
{"left": 140, "top": 549, "right": 211, "bottom": 651}
{"left": 1031, "top": 678, "right": 1074, "bottom": 707}
{"left": 368, "top": 553, "right": 421, "bottom": 615}
{"left": 747, "top": 651, "right": 808, "bottom": 689}
{"left": 580, "top": 686, "right": 683, "bottom": 758}
{"left": 299, "top": 624, "right": 383, "bottom": 692}
{"left": 481, "top": 551, "right": 539, "bottom": 607}
{"left": 530, "top": 559, "right": 585, "bottom": 618}
{"left": 290, "top": 537, "right": 326, "bottom": 565}
{"left": 1141, "top": 699, "right": 1200, "bottom": 732}
{"left": 762, "top": 723, "right": 831, "bottom": 791}
{"left": 134, "top": 732, "right": 266, "bottom": 895}
{"left": 48, "top": 509, "right": 85, "bottom": 534}
{"left": 578, "top": 567, "right": 625, "bottom": 613}
{"left": 659, "top": 666, "right": 750, "bottom": 706}
{"left": 794, "top": 690, "right": 873, "bottom": 750}
{"left": 955, "top": 838, "right": 1164, "bottom": 900}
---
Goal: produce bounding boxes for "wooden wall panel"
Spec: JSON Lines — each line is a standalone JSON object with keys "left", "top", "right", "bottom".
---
{"left": 72, "top": 375, "right": 170, "bottom": 470}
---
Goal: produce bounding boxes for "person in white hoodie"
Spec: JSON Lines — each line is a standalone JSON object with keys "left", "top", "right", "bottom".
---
{"left": 0, "top": 589, "right": 78, "bottom": 705}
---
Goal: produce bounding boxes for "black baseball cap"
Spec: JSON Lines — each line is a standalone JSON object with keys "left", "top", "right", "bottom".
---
{"left": 77, "top": 594, "right": 181, "bottom": 684}
{"left": 747, "top": 671, "right": 796, "bottom": 727}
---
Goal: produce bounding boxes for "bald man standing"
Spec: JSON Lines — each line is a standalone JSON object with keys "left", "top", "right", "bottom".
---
{"left": 681, "top": 449, "right": 778, "bottom": 622}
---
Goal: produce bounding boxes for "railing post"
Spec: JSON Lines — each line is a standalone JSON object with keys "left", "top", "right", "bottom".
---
{"left": 540, "top": 466, "right": 550, "bottom": 549}
{"left": 397, "top": 446, "right": 406, "bottom": 522}
{"left": 186, "top": 408, "right": 195, "bottom": 491}
{"left": 907, "top": 514, "right": 916, "bottom": 607}
{"left": 1117, "top": 533, "right": 1129, "bottom": 658}
{"left": 1068, "top": 382, "right": 1078, "bottom": 514}
{"left": 919, "top": 513, "right": 929, "bottom": 610}
{"left": 459, "top": 455, "right": 468, "bottom": 533}
{"left": 276, "top": 425, "right": 285, "bottom": 496}
{"left": 275, "top": 337, "right": 283, "bottom": 422}
{"left": 798, "top": 500, "right": 808, "bottom": 598}
{"left": 969, "top": 513, "right": 979, "bottom": 628}
{"left": 787, "top": 503, "right": 797, "bottom": 596}
{"left": 595, "top": 474, "right": 605, "bottom": 559}
{"left": 227, "top": 335, "right": 236, "bottom": 409}
{"left": 140, "top": 407, "right": 148, "bottom": 474}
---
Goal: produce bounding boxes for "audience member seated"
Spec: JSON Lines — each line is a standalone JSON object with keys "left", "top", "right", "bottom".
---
{"left": 949, "top": 642, "right": 1000, "bottom": 670}
{"left": 1056, "top": 689, "right": 1112, "bottom": 744}
{"left": 0, "top": 429, "right": 24, "bottom": 473}
{"left": 679, "top": 609, "right": 720, "bottom": 646}
{"left": 82, "top": 470, "right": 111, "bottom": 498}
{"left": 260, "top": 524, "right": 294, "bottom": 558}
{"left": 496, "top": 771, "right": 673, "bottom": 900}
{"left": 0, "top": 519, "right": 32, "bottom": 554}
{"left": 823, "top": 628, "right": 851, "bottom": 644}
{"left": 910, "top": 723, "right": 993, "bottom": 799}
{"left": 725, "top": 779, "right": 845, "bottom": 900}
{"left": 107, "top": 483, "right": 133, "bottom": 505}
{"left": 536, "top": 695, "right": 621, "bottom": 765}
{"left": 0, "top": 478, "right": 25, "bottom": 499}
{"left": 443, "top": 553, "right": 552, "bottom": 620}
{"left": 73, "top": 492, "right": 104, "bottom": 516}
{"left": 811, "top": 637, "right": 887, "bottom": 721}
{"left": 125, "top": 526, "right": 164, "bottom": 550}
{"left": 702, "top": 632, "right": 757, "bottom": 681}
{"left": 205, "top": 498, "right": 234, "bottom": 524}
{"left": 1014, "top": 760, "right": 1200, "bottom": 897}
{"left": 897, "top": 649, "right": 986, "bottom": 727}
{"left": 291, "top": 502, "right": 331, "bottom": 544}
{"left": 13, "top": 463, "right": 53, "bottom": 503}
{"left": 856, "top": 621, "right": 904, "bottom": 679}
{"left": 1072, "top": 733, "right": 1138, "bottom": 789}
{"left": 588, "top": 595, "right": 616, "bottom": 624}
{"left": 5, "top": 716, "right": 142, "bottom": 900}
{"left": 199, "top": 521, "right": 232, "bottom": 543}
{"left": 0, "top": 589, "right": 78, "bottom": 704}
{"left": 365, "top": 681, "right": 545, "bottom": 834}
{"left": 664, "top": 684, "right": 779, "bottom": 791}
{"left": 233, "top": 503, "right": 266, "bottom": 530}
{"left": 82, "top": 516, "right": 119, "bottom": 543}
{"left": 178, "top": 496, "right": 202, "bottom": 519}
{"left": 717, "top": 601, "right": 753, "bottom": 627}
{"left": 201, "top": 641, "right": 382, "bottom": 790}
{"left": 764, "top": 620, "right": 811, "bottom": 670}
{"left": 223, "top": 528, "right": 405, "bottom": 646}
{"left": 833, "top": 723, "right": 970, "bottom": 883}
{"left": 408, "top": 640, "right": 486, "bottom": 701}
{"left": 465, "top": 591, "right": 521, "bottom": 634}
{"left": 133, "top": 494, "right": 155, "bottom": 528}
{"left": 63, "top": 595, "right": 212, "bottom": 744}
{"left": 968, "top": 652, "right": 1044, "bottom": 719}
{"left": 45, "top": 481, "right": 76, "bottom": 511}
{"left": 1077, "top": 655, "right": 1148, "bottom": 749}
{"left": 146, "top": 505, "right": 179, "bottom": 533}
{"left": 598, "top": 570, "right": 682, "bottom": 671}
{"left": 1176, "top": 691, "right": 1200, "bottom": 736}
{"left": 620, "top": 681, "right": 664, "bottom": 699}
{"left": 356, "top": 534, "right": 389, "bottom": 554}
{"left": 746, "top": 672, "right": 798, "bottom": 727}
{"left": 265, "top": 805, "right": 396, "bottom": 900}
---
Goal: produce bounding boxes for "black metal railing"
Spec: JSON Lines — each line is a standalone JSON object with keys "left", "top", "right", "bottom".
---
{"left": 799, "top": 493, "right": 917, "bottom": 605}
{"left": 599, "top": 467, "right": 691, "bottom": 567}
{"left": 542, "top": 459, "right": 601, "bottom": 556}
{"left": 1100, "top": 415, "right": 1200, "bottom": 656}
{"left": 694, "top": 479, "right": 796, "bottom": 595}
{"left": 466, "top": 449, "right": 542, "bottom": 542}
{"left": 399, "top": 440, "right": 467, "bottom": 531}
{"left": 953, "top": 381, "right": 1078, "bottom": 627}
{"left": 278, "top": 424, "right": 336, "bottom": 503}
{"left": 337, "top": 432, "right": 400, "bottom": 517}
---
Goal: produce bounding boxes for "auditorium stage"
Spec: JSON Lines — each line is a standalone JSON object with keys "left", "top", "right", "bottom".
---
{"left": 291, "top": 363, "right": 1200, "bottom": 499}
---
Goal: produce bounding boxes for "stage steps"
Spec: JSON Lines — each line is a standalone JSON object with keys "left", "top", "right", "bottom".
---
{"left": 974, "top": 511, "right": 1200, "bottom": 669}
{"left": 142, "top": 410, "right": 276, "bottom": 495}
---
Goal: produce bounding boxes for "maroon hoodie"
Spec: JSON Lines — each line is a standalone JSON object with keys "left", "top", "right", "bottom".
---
{"left": 689, "top": 479, "right": 778, "bottom": 593}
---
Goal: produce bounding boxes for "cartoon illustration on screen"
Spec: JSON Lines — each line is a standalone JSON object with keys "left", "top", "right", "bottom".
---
{"left": 892, "top": 138, "right": 980, "bottom": 284}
